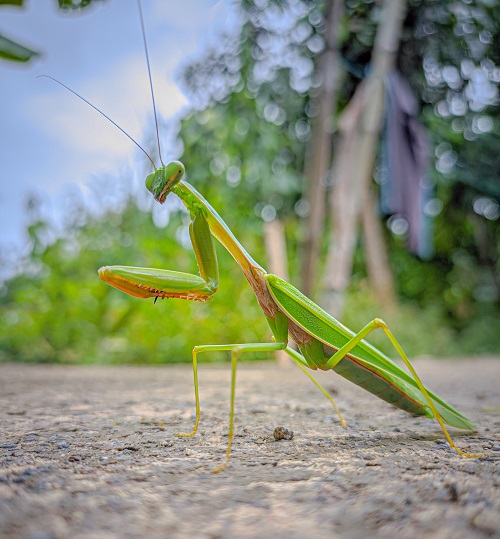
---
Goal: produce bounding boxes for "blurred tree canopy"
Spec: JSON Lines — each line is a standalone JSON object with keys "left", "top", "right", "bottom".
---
{"left": 0, "top": 0, "right": 498, "bottom": 364}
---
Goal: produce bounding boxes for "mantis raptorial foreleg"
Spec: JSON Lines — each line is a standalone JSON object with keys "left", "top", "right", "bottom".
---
{"left": 323, "top": 318, "right": 484, "bottom": 458}
{"left": 100, "top": 206, "right": 218, "bottom": 302}
{"left": 179, "top": 342, "right": 287, "bottom": 473}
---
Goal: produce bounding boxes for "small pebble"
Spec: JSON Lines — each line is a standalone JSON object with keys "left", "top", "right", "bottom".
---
{"left": 273, "top": 426, "right": 294, "bottom": 441}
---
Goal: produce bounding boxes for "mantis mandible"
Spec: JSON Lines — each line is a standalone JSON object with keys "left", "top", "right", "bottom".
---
{"left": 49, "top": 1, "right": 483, "bottom": 472}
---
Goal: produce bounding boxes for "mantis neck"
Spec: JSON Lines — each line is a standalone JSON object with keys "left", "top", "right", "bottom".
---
{"left": 173, "top": 181, "right": 266, "bottom": 280}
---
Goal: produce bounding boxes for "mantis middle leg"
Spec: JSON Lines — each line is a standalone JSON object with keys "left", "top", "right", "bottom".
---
{"left": 284, "top": 346, "right": 347, "bottom": 427}
{"left": 179, "top": 341, "right": 287, "bottom": 473}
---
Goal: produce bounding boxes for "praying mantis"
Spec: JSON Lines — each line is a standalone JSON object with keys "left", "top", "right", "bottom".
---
{"left": 99, "top": 161, "right": 483, "bottom": 471}
{"left": 49, "top": 1, "right": 483, "bottom": 472}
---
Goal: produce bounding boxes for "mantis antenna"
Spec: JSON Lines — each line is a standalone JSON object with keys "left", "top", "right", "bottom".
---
{"left": 36, "top": 75, "right": 157, "bottom": 170}
{"left": 136, "top": 0, "right": 164, "bottom": 166}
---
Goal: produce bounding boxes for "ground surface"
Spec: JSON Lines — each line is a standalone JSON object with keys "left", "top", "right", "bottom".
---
{"left": 0, "top": 358, "right": 499, "bottom": 539}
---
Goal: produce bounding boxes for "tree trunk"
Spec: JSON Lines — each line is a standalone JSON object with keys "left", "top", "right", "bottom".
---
{"left": 362, "top": 185, "right": 396, "bottom": 309}
{"left": 300, "top": 0, "right": 344, "bottom": 299}
{"left": 321, "top": 0, "right": 406, "bottom": 319}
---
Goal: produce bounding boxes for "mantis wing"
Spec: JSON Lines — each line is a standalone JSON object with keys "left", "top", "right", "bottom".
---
{"left": 266, "top": 274, "right": 475, "bottom": 431}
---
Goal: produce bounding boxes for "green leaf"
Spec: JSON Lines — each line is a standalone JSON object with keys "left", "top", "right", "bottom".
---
{"left": 58, "top": 0, "right": 96, "bottom": 10}
{"left": 0, "top": 33, "right": 39, "bottom": 63}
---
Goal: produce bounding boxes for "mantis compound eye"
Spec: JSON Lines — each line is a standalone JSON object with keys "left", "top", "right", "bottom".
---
{"left": 145, "top": 160, "right": 185, "bottom": 203}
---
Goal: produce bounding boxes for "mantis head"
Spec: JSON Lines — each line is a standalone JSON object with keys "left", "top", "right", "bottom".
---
{"left": 145, "top": 160, "right": 185, "bottom": 204}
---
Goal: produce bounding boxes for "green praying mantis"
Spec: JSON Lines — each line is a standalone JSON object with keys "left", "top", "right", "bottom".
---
{"left": 48, "top": 1, "right": 483, "bottom": 472}
{"left": 98, "top": 161, "right": 483, "bottom": 471}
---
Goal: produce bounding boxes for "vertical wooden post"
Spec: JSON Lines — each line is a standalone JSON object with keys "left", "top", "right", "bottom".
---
{"left": 264, "top": 219, "right": 290, "bottom": 366}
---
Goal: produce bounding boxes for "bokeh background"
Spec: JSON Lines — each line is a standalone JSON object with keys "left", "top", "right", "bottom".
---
{"left": 0, "top": 0, "right": 498, "bottom": 364}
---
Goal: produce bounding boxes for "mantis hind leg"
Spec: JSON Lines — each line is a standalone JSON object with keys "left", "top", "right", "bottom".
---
{"left": 179, "top": 341, "right": 287, "bottom": 473}
{"left": 284, "top": 346, "right": 347, "bottom": 427}
{"left": 324, "top": 318, "right": 485, "bottom": 459}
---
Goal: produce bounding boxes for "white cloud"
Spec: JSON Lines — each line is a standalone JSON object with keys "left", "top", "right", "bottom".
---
{"left": 29, "top": 53, "right": 187, "bottom": 162}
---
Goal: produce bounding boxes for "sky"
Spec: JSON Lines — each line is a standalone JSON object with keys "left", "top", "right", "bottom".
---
{"left": 0, "top": 0, "right": 240, "bottom": 271}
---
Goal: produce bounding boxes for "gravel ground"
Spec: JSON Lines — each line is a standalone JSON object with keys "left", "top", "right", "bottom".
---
{"left": 0, "top": 358, "right": 499, "bottom": 539}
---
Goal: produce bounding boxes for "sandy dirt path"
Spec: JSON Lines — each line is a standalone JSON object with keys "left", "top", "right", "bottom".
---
{"left": 0, "top": 358, "right": 499, "bottom": 538}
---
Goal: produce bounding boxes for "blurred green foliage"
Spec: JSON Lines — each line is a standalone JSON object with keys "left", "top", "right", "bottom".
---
{"left": 1, "top": 185, "right": 497, "bottom": 364}
{"left": 0, "top": 0, "right": 498, "bottom": 363}
{"left": 0, "top": 193, "right": 268, "bottom": 364}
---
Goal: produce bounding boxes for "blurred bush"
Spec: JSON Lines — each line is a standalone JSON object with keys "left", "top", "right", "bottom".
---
{"left": 0, "top": 193, "right": 268, "bottom": 364}
{"left": 1, "top": 186, "right": 498, "bottom": 364}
